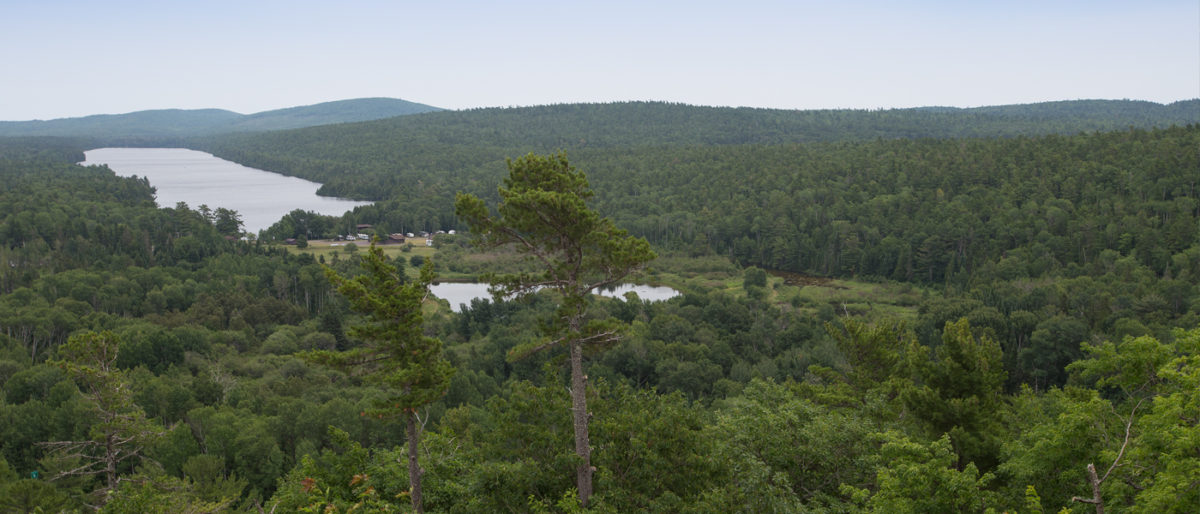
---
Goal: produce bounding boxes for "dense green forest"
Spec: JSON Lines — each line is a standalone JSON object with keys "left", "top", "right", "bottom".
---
{"left": 197, "top": 99, "right": 1198, "bottom": 200}
{"left": 0, "top": 98, "right": 1198, "bottom": 512}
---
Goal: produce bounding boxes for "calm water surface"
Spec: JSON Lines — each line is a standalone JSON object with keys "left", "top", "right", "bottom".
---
{"left": 81, "top": 148, "right": 372, "bottom": 233}
{"left": 430, "top": 283, "right": 680, "bottom": 312}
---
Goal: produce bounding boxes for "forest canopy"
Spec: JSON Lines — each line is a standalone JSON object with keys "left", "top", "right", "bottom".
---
{"left": 0, "top": 98, "right": 1197, "bottom": 511}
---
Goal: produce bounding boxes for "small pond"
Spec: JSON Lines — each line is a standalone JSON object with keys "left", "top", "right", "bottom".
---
{"left": 430, "top": 283, "right": 680, "bottom": 312}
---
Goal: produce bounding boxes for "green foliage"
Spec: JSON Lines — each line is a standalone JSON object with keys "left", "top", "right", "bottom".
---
{"left": 709, "top": 379, "right": 877, "bottom": 510}
{"left": 310, "top": 242, "right": 453, "bottom": 414}
{"left": 184, "top": 405, "right": 285, "bottom": 498}
{"left": 1068, "top": 334, "right": 1176, "bottom": 396}
{"left": 458, "top": 152, "right": 642, "bottom": 284}
{"left": 903, "top": 319, "right": 1008, "bottom": 471}
{"left": 0, "top": 160, "right": 239, "bottom": 296}
{"left": 182, "top": 454, "right": 249, "bottom": 505}
{"left": 849, "top": 432, "right": 998, "bottom": 513}
{"left": 826, "top": 319, "right": 909, "bottom": 393}
{"left": 43, "top": 330, "right": 164, "bottom": 498}
{"left": 308, "top": 241, "right": 452, "bottom": 512}
{"left": 1000, "top": 386, "right": 1114, "bottom": 512}
{"left": 455, "top": 151, "right": 656, "bottom": 359}
{"left": 270, "top": 427, "right": 406, "bottom": 512}
{"left": 3, "top": 364, "right": 67, "bottom": 404}
{"left": 1021, "top": 315, "right": 1087, "bottom": 389}
{"left": 456, "top": 152, "right": 656, "bottom": 506}
{"left": 198, "top": 119, "right": 1199, "bottom": 394}
{"left": 213, "top": 207, "right": 244, "bottom": 236}
{"left": 260, "top": 209, "right": 341, "bottom": 241}
{"left": 1002, "top": 328, "right": 1200, "bottom": 512}
{"left": 101, "top": 468, "right": 242, "bottom": 513}
{"left": 590, "top": 382, "right": 719, "bottom": 511}
{"left": 0, "top": 456, "right": 15, "bottom": 484}
{"left": 0, "top": 478, "right": 76, "bottom": 512}
{"left": 1, "top": 105, "right": 1198, "bottom": 512}
{"left": 1023, "top": 485, "right": 1045, "bottom": 514}
{"left": 202, "top": 100, "right": 1198, "bottom": 205}
{"left": 1069, "top": 327, "right": 1200, "bottom": 511}
{"left": 742, "top": 266, "right": 767, "bottom": 289}
{"left": 432, "top": 377, "right": 577, "bottom": 511}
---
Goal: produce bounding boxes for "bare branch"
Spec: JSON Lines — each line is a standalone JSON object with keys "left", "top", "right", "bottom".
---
{"left": 496, "top": 225, "right": 559, "bottom": 273}
{"left": 1100, "top": 396, "right": 1144, "bottom": 484}
{"left": 515, "top": 337, "right": 567, "bottom": 359}
{"left": 1071, "top": 397, "right": 1144, "bottom": 514}
{"left": 1070, "top": 463, "right": 1106, "bottom": 513}
{"left": 577, "top": 330, "right": 621, "bottom": 346}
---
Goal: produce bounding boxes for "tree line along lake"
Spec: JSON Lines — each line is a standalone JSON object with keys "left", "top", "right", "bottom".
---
{"left": 81, "top": 147, "right": 372, "bottom": 234}
{"left": 81, "top": 147, "right": 679, "bottom": 310}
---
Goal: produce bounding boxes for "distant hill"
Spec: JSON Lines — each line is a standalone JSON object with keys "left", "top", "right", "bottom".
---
{"left": 0, "top": 98, "right": 443, "bottom": 141}
{"left": 0, "top": 109, "right": 243, "bottom": 139}
{"left": 196, "top": 98, "right": 1200, "bottom": 201}
{"left": 229, "top": 98, "right": 444, "bottom": 132}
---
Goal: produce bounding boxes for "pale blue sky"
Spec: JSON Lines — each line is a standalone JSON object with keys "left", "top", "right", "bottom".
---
{"left": 1, "top": 0, "right": 1196, "bottom": 120}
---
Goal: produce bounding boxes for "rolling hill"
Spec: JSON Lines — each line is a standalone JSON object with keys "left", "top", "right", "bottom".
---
{"left": 0, "top": 97, "right": 442, "bottom": 141}
{"left": 195, "top": 98, "right": 1200, "bottom": 201}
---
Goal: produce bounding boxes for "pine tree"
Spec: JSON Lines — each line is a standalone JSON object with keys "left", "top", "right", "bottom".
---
{"left": 39, "top": 331, "right": 163, "bottom": 507}
{"left": 455, "top": 152, "right": 655, "bottom": 507}
{"left": 307, "top": 242, "right": 454, "bottom": 513}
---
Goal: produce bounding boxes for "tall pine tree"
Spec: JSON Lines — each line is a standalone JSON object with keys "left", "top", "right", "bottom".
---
{"left": 455, "top": 152, "right": 655, "bottom": 507}
{"left": 307, "top": 242, "right": 453, "bottom": 513}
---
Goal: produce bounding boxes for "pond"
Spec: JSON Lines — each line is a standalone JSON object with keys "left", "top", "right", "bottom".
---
{"left": 430, "top": 282, "right": 680, "bottom": 312}
{"left": 81, "top": 147, "right": 373, "bottom": 233}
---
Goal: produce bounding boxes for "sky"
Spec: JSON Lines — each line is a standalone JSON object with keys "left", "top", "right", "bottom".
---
{"left": 1, "top": 0, "right": 1197, "bottom": 121}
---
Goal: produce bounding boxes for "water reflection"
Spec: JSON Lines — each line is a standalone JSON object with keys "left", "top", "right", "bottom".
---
{"left": 81, "top": 147, "right": 372, "bottom": 233}
{"left": 430, "top": 282, "right": 679, "bottom": 312}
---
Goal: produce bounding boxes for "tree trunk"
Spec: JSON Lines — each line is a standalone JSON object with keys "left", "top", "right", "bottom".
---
{"left": 406, "top": 410, "right": 424, "bottom": 514}
{"left": 569, "top": 339, "right": 593, "bottom": 507}
{"left": 105, "top": 431, "right": 117, "bottom": 492}
{"left": 1071, "top": 463, "right": 1104, "bottom": 514}
{"left": 1086, "top": 463, "right": 1104, "bottom": 514}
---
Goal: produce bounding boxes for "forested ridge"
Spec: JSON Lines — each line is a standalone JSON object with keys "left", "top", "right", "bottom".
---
{"left": 0, "top": 98, "right": 1198, "bottom": 511}
{"left": 198, "top": 99, "right": 1198, "bottom": 201}
{"left": 0, "top": 97, "right": 442, "bottom": 141}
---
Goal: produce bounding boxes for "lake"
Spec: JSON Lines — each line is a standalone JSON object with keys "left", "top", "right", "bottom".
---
{"left": 81, "top": 147, "right": 373, "bottom": 233}
{"left": 430, "top": 282, "right": 680, "bottom": 312}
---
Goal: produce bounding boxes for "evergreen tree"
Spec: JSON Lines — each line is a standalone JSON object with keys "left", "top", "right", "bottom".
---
{"left": 40, "top": 331, "right": 163, "bottom": 507}
{"left": 455, "top": 152, "right": 655, "bottom": 507}
{"left": 306, "top": 242, "right": 454, "bottom": 513}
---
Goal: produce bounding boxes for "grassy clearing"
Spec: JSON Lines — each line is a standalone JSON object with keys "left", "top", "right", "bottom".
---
{"left": 277, "top": 239, "right": 435, "bottom": 260}
{"left": 276, "top": 243, "right": 926, "bottom": 322}
{"left": 646, "top": 254, "right": 925, "bottom": 322}
{"left": 641, "top": 254, "right": 740, "bottom": 292}
{"left": 770, "top": 274, "right": 926, "bottom": 321}
{"left": 272, "top": 238, "right": 487, "bottom": 283}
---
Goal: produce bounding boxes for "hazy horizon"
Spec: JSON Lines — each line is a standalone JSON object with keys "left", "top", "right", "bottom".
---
{"left": 4, "top": 95, "right": 1198, "bottom": 123}
{"left": 3, "top": 1, "right": 1197, "bottom": 121}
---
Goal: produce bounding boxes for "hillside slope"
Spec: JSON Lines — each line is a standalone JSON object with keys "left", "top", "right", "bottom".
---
{"left": 198, "top": 99, "right": 1199, "bottom": 201}
{"left": 0, "top": 97, "right": 442, "bottom": 140}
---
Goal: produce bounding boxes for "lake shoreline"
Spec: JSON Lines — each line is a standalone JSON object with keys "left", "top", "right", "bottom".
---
{"left": 81, "top": 147, "right": 373, "bottom": 233}
{"left": 430, "top": 282, "right": 680, "bottom": 312}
